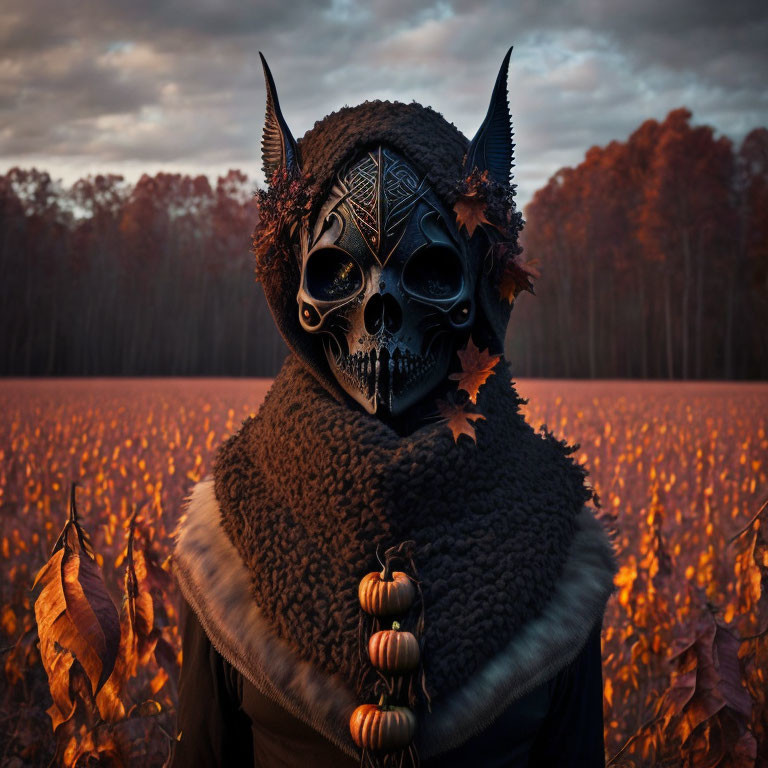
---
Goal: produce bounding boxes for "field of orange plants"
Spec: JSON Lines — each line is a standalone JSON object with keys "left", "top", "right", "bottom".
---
{"left": 1, "top": 377, "right": 767, "bottom": 767}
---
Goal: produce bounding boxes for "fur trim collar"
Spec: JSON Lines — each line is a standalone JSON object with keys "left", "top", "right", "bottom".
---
{"left": 173, "top": 477, "right": 617, "bottom": 759}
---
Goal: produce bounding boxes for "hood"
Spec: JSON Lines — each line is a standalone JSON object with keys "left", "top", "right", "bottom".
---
{"left": 253, "top": 52, "right": 526, "bottom": 406}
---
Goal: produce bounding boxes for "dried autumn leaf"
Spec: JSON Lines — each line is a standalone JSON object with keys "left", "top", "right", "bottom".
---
{"left": 149, "top": 667, "right": 168, "bottom": 695}
{"left": 49, "top": 663, "right": 102, "bottom": 767}
{"left": 730, "top": 501, "right": 768, "bottom": 622}
{"left": 1, "top": 604, "right": 17, "bottom": 636}
{"left": 124, "top": 509, "right": 160, "bottom": 668}
{"left": 33, "top": 483, "right": 121, "bottom": 731}
{"left": 436, "top": 397, "right": 485, "bottom": 444}
{"left": 62, "top": 535, "right": 121, "bottom": 691}
{"left": 50, "top": 484, "right": 95, "bottom": 560}
{"left": 453, "top": 192, "right": 492, "bottom": 238}
{"left": 94, "top": 595, "right": 136, "bottom": 723}
{"left": 448, "top": 337, "right": 501, "bottom": 403}
{"left": 4, "top": 627, "right": 38, "bottom": 686}
{"left": 43, "top": 636, "right": 78, "bottom": 731}
{"left": 658, "top": 607, "right": 753, "bottom": 754}
{"left": 113, "top": 505, "right": 180, "bottom": 704}
{"left": 58, "top": 718, "right": 126, "bottom": 768}
{"left": 498, "top": 256, "right": 541, "bottom": 304}
{"left": 604, "top": 676, "right": 613, "bottom": 708}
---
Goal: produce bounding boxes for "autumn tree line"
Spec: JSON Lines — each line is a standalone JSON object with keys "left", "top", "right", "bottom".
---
{"left": 511, "top": 109, "right": 768, "bottom": 380}
{"left": 1, "top": 107, "right": 766, "bottom": 378}
{"left": 0, "top": 169, "right": 285, "bottom": 376}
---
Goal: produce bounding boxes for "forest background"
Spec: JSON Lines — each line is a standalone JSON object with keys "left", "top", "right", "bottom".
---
{"left": 3, "top": 107, "right": 766, "bottom": 381}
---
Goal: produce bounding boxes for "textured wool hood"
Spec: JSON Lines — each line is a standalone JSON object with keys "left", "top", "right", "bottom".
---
{"left": 255, "top": 97, "right": 523, "bottom": 407}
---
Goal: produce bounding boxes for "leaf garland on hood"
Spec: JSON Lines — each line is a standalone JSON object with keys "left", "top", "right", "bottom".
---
{"left": 452, "top": 168, "right": 522, "bottom": 239}
{"left": 452, "top": 167, "right": 533, "bottom": 303}
{"left": 441, "top": 169, "right": 534, "bottom": 443}
{"left": 252, "top": 168, "right": 315, "bottom": 281}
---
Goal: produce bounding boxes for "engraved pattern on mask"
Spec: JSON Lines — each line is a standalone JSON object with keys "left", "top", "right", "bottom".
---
{"left": 341, "top": 147, "right": 429, "bottom": 265}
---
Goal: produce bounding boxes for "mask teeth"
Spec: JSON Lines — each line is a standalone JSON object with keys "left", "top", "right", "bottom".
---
{"left": 333, "top": 346, "right": 438, "bottom": 409}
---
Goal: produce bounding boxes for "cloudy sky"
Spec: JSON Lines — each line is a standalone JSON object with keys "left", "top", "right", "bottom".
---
{"left": 2, "top": 0, "right": 767, "bottom": 209}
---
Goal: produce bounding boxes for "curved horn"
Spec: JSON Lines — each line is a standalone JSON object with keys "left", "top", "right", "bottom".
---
{"left": 463, "top": 46, "right": 514, "bottom": 186}
{"left": 259, "top": 52, "right": 300, "bottom": 180}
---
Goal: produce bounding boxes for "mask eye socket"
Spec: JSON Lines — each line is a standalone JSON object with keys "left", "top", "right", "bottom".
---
{"left": 305, "top": 248, "right": 363, "bottom": 302}
{"left": 402, "top": 246, "right": 464, "bottom": 301}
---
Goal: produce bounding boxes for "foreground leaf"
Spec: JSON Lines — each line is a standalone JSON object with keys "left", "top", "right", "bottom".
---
{"left": 118, "top": 505, "right": 180, "bottom": 698}
{"left": 655, "top": 605, "right": 754, "bottom": 763}
{"left": 62, "top": 541, "right": 120, "bottom": 691}
{"left": 33, "top": 483, "right": 121, "bottom": 730}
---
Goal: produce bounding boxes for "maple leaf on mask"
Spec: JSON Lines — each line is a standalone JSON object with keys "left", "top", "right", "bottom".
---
{"left": 453, "top": 192, "right": 493, "bottom": 238}
{"left": 453, "top": 169, "right": 509, "bottom": 238}
{"left": 498, "top": 255, "right": 541, "bottom": 305}
{"left": 448, "top": 337, "right": 501, "bottom": 403}
{"left": 436, "top": 396, "right": 486, "bottom": 444}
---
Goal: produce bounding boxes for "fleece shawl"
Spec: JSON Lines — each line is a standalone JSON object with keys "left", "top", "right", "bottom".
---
{"left": 172, "top": 352, "right": 618, "bottom": 759}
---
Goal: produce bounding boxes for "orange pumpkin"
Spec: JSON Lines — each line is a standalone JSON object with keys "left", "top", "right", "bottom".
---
{"left": 349, "top": 698, "right": 416, "bottom": 751}
{"left": 358, "top": 570, "right": 415, "bottom": 616}
{"left": 368, "top": 621, "right": 420, "bottom": 674}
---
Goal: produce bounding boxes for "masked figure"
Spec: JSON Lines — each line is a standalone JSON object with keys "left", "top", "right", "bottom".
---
{"left": 172, "top": 49, "right": 617, "bottom": 768}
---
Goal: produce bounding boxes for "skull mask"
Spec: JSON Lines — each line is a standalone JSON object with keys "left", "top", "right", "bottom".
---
{"left": 257, "top": 48, "right": 518, "bottom": 421}
{"left": 297, "top": 146, "right": 478, "bottom": 415}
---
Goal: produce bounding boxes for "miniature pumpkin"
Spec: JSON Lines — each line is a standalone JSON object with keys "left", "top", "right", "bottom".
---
{"left": 368, "top": 620, "right": 420, "bottom": 674}
{"left": 358, "top": 570, "right": 415, "bottom": 616}
{"left": 349, "top": 694, "right": 416, "bottom": 751}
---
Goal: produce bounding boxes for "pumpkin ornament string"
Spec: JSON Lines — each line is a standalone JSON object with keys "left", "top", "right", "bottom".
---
{"left": 351, "top": 691, "right": 420, "bottom": 768}
{"left": 353, "top": 540, "right": 431, "bottom": 768}
{"left": 369, "top": 621, "right": 420, "bottom": 675}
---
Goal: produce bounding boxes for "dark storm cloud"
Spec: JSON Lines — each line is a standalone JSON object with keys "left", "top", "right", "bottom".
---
{"left": 1, "top": 0, "right": 766, "bottom": 207}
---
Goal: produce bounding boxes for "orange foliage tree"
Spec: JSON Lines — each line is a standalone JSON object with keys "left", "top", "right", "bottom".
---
{"left": 516, "top": 108, "right": 767, "bottom": 380}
